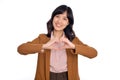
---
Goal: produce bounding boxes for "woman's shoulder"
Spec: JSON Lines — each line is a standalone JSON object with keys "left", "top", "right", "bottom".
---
{"left": 72, "top": 36, "right": 83, "bottom": 44}
{"left": 73, "top": 36, "right": 80, "bottom": 41}
{"left": 38, "top": 33, "right": 47, "bottom": 37}
{"left": 38, "top": 33, "right": 50, "bottom": 40}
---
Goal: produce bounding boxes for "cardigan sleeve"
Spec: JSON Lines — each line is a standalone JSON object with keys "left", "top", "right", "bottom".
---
{"left": 17, "top": 34, "right": 44, "bottom": 55}
{"left": 71, "top": 37, "right": 97, "bottom": 58}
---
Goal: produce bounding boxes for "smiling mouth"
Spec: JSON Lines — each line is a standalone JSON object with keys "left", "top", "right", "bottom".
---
{"left": 55, "top": 23, "right": 62, "bottom": 27}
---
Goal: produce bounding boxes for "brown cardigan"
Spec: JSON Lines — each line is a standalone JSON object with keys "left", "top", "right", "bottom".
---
{"left": 17, "top": 34, "right": 97, "bottom": 80}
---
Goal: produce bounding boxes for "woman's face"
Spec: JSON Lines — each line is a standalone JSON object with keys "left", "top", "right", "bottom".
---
{"left": 53, "top": 11, "right": 69, "bottom": 31}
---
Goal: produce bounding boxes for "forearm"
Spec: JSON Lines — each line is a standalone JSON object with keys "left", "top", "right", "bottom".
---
{"left": 17, "top": 42, "right": 43, "bottom": 55}
{"left": 74, "top": 44, "right": 97, "bottom": 58}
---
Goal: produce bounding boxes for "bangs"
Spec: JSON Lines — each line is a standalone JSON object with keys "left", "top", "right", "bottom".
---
{"left": 52, "top": 9, "right": 67, "bottom": 18}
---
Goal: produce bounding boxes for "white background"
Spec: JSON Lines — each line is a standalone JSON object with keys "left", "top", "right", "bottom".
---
{"left": 0, "top": 0, "right": 120, "bottom": 80}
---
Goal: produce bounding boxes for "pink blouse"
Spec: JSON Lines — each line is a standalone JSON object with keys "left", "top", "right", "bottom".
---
{"left": 50, "top": 32, "right": 67, "bottom": 73}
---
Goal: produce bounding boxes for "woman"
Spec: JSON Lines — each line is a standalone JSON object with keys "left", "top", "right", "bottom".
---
{"left": 17, "top": 5, "right": 97, "bottom": 80}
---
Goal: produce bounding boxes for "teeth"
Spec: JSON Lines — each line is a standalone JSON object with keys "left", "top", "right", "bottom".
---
{"left": 56, "top": 24, "right": 61, "bottom": 27}
{"left": 57, "top": 25, "right": 60, "bottom": 27}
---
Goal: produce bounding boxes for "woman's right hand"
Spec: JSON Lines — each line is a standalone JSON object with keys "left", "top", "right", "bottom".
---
{"left": 42, "top": 37, "right": 59, "bottom": 50}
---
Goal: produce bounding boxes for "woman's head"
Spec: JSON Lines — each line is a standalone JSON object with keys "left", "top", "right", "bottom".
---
{"left": 52, "top": 11, "right": 69, "bottom": 31}
{"left": 47, "top": 5, "right": 75, "bottom": 41}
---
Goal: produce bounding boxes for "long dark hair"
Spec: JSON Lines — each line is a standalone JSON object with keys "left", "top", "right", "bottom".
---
{"left": 46, "top": 5, "right": 76, "bottom": 41}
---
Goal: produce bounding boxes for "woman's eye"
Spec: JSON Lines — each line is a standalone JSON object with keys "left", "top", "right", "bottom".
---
{"left": 64, "top": 18, "right": 67, "bottom": 20}
{"left": 63, "top": 18, "right": 68, "bottom": 21}
{"left": 55, "top": 15, "right": 60, "bottom": 18}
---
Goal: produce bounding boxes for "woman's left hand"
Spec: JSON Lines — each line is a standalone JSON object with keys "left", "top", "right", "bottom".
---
{"left": 60, "top": 37, "right": 75, "bottom": 49}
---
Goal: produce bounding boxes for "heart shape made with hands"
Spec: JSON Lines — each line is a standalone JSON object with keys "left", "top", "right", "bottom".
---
{"left": 43, "top": 37, "right": 75, "bottom": 50}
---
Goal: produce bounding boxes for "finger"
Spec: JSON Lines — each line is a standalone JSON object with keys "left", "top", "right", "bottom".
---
{"left": 51, "top": 47, "right": 59, "bottom": 50}
{"left": 59, "top": 45, "right": 68, "bottom": 50}
{"left": 48, "top": 45, "right": 60, "bottom": 50}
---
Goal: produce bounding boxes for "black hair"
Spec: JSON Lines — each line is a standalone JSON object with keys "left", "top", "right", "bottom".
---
{"left": 46, "top": 5, "right": 76, "bottom": 41}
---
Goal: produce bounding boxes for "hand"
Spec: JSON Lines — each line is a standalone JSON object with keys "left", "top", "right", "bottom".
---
{"left": 42, "top": 37, "right": 75, "bottom": 50}
{"left": 60, "top": 37, "right": 75, "bottom": 49}
{"left": 42, "top": 37, "right": 60, "bottom": 50}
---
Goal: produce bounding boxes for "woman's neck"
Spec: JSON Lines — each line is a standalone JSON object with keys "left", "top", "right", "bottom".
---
{"left": 53, "top": 30, "right": 64, "bottom": 39}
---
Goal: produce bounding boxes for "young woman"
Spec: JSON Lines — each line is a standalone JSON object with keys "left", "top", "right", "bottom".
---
{"left": 17, "top": 5, "right": 97, "bottom": 80}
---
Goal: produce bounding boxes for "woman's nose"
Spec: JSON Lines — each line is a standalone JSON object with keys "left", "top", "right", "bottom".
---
{"left": 57, "top": 18, "right": 62, "bottom": 24}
